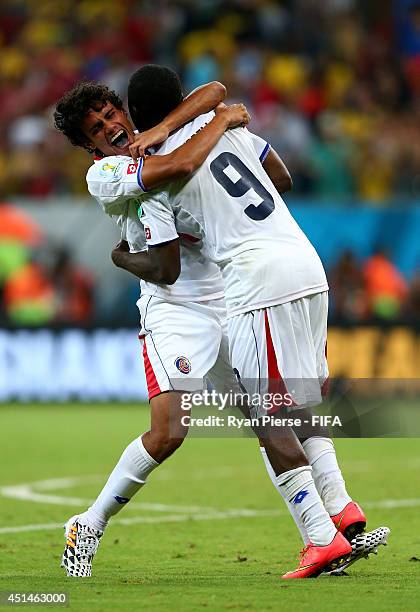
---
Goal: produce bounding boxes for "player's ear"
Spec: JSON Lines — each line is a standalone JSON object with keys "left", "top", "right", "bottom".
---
{"left": 81, "top": 134, "right": 94, "bottom": 153}
{"left": 83, "top": 139, "right": 103, "bottom": 158}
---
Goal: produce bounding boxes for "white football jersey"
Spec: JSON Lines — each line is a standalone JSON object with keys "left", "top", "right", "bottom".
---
{"left": 85, "top": 113, "right": 270, "bottom": 304}
{"left": 139, "top": 121, "right": 328, "bottom": 316}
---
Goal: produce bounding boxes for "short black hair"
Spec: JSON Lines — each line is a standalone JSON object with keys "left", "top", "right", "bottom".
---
{"left": 54, "top": 82, "right": 124, "bottom": 149}
{"left": 127, "top": 64, "right": 183, "bottom": 132}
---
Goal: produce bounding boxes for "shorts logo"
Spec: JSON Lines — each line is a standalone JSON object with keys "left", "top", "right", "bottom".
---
{"left": 144, "top": 227, "right": 151, "bottom": 240}
{"left": 127, "top": 163, "right": 138, "bottom": 175}
{"left": 175, "top": 356, "right": 191, "bottom": 374}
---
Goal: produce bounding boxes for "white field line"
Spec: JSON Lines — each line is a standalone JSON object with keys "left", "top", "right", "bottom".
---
{"left": 0, "top": 477, "right": 220, "bottom": 513}
{"left": 0, "top": 475, "right": 418, "bottom": 535}
{"left": 0, "top": 509, "right": 283, "bottom": 535}
{"left": 363, "top": 498, "right": 420, "bottom": 509}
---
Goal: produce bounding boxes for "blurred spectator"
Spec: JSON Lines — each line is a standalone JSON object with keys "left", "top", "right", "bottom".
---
{"left": 0, "top": 215, "right": 94, "bottom": 326}
{"left": 329, "top": 250, "right": 366, "bottom": 321}
{"left": 0, "top": 201, "right": 43, "bottom": 246}
{"left": 49, "top": 246, "right": 94, "bottom": 324}
{"left": 0, "top": 201, "right": 43, "bottom": 287}
{"left": 363, "top": 248, "right": 408, "bottom": 319}
{"left": 309, "top": 112, "right": 356, "bottom": 200}
{"left": 404, "top": 269, "right": 420, "bottom": 321}
{"left": 3, "top": 258, "right": 55, "bottom": 326}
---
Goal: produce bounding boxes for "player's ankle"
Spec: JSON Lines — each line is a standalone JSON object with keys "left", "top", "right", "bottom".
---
{"left": 78, "top": 509, "right": 107, "bottom": 532}
{"left": 323, "top": 489, "right": 352, "bottom": 517}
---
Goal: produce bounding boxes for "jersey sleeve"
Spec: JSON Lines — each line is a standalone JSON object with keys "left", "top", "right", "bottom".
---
{"left": 140, "top": 194, "right": 179, "bottom": 248}
{"left": 246, "top": 129, "right": 271, "bottom": 163}
{"left": 86, "top": 156, "right": 146, "bottom": 215}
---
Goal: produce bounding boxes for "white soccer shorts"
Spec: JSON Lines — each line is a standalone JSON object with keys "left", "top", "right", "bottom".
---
{"left": 137, "top": 295, "right": 237, "bottom": 400}
{"left": 227, "top": 291, "right": 329, "bottom": 412}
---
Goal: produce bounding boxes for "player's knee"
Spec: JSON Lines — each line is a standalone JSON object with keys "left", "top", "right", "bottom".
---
{"left": 148, "top": 430, "right": 186, "bottom": 461}
{"left": 160, "top": 433, "right": 185, "bottom": 453}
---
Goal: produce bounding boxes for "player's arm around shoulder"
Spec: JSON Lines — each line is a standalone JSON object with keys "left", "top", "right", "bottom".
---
{"left": 139, "top": 103, "right": 250, "bottom": 192}
{"left": 129, "top": 81, "right": 226, "bottom": 159}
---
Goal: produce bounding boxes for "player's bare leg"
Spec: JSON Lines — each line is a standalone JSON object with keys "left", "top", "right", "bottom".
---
{"left": 258, "top": 409, "right": 390, "bottom": 576}
{"left": 259, "top": 409, "right": 359, "bottom": 545}
{"left": 235, "top": 404, "right": 352, "bottom": 577}
{"left": 62, "top": 391, "right": 189, "bottom": 577}
{"left": 142, "top": 391, "right": 189, "bottom": 462}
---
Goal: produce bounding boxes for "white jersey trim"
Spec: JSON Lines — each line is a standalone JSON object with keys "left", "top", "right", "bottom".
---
{"left": 259, "top": 143, "right": 270, "bottom": 162}
{"left": 136, "top": 157, "right": 148, "bottom": 192}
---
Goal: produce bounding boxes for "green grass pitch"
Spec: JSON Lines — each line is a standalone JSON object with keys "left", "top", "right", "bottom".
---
{"left": 1, "top": 403, "right": 419, "bottom": 611}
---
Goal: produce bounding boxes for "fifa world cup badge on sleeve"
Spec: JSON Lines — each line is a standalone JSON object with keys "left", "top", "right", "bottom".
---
{"left": 99, "top": 161, "right": 123, "bottom": 181}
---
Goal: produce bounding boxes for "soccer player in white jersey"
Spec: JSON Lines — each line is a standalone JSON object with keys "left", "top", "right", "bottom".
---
{"left": 54, "top": 78, "right": 317, "bottom": 578}
{"left": 54, "top": 72, "right": 387, "bottom": 579}
{"left": 123, "top": 65, "right": 389, "bottom": 578}
{"left": 54, "top": 80, "right": 256, "bottom": 577}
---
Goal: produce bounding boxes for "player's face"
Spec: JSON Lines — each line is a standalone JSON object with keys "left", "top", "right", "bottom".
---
{"left": 82, "top": 101, "right": 135, "bottom": 157}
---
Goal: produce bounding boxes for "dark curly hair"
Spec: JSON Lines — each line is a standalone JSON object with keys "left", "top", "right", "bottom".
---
{"left": 54, "top": 82, "right": 124, "bottom": 150}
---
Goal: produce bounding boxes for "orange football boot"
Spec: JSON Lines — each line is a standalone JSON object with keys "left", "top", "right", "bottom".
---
{"left": 282, "top": 532, "right": 352, "bottom": 579}
{"left": 331, "top": 501, "right": 366, "bottom": 542}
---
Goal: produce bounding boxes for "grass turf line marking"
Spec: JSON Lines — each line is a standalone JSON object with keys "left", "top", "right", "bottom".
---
{"left": 0, "top": 499, "right": 416, "bottom": 535}
{"left": 0, "top": 477, "right": 221, "bottom": 513}
{"left": 0, "top": 510, "right": 283, "bottom": 535}
{"left": 0, "top": 475, "right": 419, "bottom": 535}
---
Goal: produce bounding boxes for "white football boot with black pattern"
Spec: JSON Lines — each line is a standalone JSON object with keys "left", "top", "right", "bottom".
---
{"left": 61, "top": 515, "right": 103, "bottom": 578}
{"left": 323, "top": 526, "right": 390, "bottom": 576}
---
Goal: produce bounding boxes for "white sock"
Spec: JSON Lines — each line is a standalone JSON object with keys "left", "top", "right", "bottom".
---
{"left": 78, "top": 436, "right": 158, "bottom": 531}
{"left": 259, "top": 447, "right": 310, "bottom": 545}
{"left": 275, "top": 465, "right": 337, "bottom": 546}
{"left": 302, "top": 437, "right": 352, "bottom": 516}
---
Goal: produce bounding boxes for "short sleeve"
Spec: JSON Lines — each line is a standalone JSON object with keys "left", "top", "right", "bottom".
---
{"left": 140, "top": 194, "right": 179, "bottom": 248}
{"left": 246, "top": 129, "right": 271, "bottom": 163}
{"left": 86, "top": 156, "right": 146, "bottom": 215}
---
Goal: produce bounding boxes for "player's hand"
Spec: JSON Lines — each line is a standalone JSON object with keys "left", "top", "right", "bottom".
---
{"left": 129, "top": 124, "right": 170, "bottom": 161}
{"left": 215, "top": 102, "right": 250, "bottom": 129}
{"left": 111, "top": 240, "right": 130, "bottom": 266}
{"left": 214, "top": 102, "right": 227, "bottom": 113}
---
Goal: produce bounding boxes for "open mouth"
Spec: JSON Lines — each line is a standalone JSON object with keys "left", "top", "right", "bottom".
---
{"left": 110, "top": 129, "right": 129, "bottom": 149}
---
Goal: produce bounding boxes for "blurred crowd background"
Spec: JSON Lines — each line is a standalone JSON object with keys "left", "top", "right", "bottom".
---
{"left": 0, "top": 0, "right": 419, "bottom": 328}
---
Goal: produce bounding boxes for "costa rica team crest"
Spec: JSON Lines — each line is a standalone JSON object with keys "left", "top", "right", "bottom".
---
{"left": 175, "top": 356, "right": 191, "bottom": 374}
